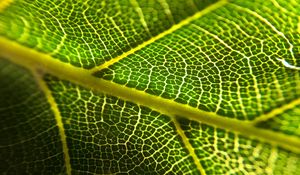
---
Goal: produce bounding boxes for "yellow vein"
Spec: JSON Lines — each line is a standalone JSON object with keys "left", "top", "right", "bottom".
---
{"left": 266, "top": 147, "right": 278, "bottom": 175}
{"left": 251, "top": 97, "right": 300, "bottom": 124}
{"left": 172, "top": 117, "right": 206, "bottom": 175}
{"left": 1, "top": 37, "right": 300, "bottom": 154}
{"left": 32, "top": 70, "right": 72, "bottom": 175}
{"left": 271, "top": 0, "right": 288, "bottom": 13}
{"left": 0, "top": 0, "right": 13, "bottom": 12}
{"left": 89, "top": 0, "right": 228, "bottom": 73}
{"left": 298, "top": 16, "right": 300, "bottom": 34}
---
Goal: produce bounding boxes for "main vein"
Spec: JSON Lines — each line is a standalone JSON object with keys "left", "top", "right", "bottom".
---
{"left": 1, "top": 37, "right": 300, "bottom": 154}
{"left": 89, "top": 0, "right": 228, "bottom": 73}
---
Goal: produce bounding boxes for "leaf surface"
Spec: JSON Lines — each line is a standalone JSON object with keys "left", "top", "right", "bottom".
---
{"left": 0, "top": 0, "right": 300, "bottom": 174}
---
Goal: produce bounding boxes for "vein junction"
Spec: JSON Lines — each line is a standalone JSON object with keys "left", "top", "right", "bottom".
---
{"left": 0, "top": 37, "right": 300, "bottom": 154}
{"left": 89, "top": 0, "right": 228, "bottom": 73}
{"left": 33, "top": 71, "right": 72, "bottom": 175}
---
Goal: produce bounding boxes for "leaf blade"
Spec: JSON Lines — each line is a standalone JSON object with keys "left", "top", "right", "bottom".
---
{"left": 0, "top": 0, "right": 300, "bottom": 174}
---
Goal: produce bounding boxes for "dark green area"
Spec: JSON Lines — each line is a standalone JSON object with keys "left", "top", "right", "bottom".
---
{"left": 0, "top": 59, "right": 65, "bottom": 174}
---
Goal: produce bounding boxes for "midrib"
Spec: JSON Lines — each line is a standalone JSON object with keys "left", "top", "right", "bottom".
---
{"left": 1, "top": 37, "right": 300, "bottom": 154}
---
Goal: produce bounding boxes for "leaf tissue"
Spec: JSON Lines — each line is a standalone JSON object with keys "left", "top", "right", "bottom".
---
{"left": 0, "top": 0, "right": 300, "bottom": 174}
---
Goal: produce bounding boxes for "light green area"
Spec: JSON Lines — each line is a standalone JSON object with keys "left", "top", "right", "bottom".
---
{"left": 179, "top": 118, "right": 300, "bottom": 174}
{"left": 256, "top": 104, "right": 300, "bottom": 138}
{"left": 0, "top": 0, "right": 216, "bottom": 68}
{"left": 45, "top": 75, "right": 199, "bottom": 174}
{"left": 95, "top": 0, "right": 300, "bottom": 120}
{"left": 0, "top": 0, "right": 300, "bottom": 174}
{"left": 0, "top": 59, "right": 66, "bottom": 174}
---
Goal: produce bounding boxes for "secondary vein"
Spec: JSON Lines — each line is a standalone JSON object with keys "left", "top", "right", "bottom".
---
{"left": 32, "top": 70, "right": 72, "bottom": 175}
{"left": 251, "top": 97, "right": 300, "bottom": 124}
{"left": 172, "top": 117, "right": 206, "bottom": 175}
{"left": 1, "top": 37, "right": 300, "bottom": 154}
{"left": 88, "top": 0, "right": 228, "bottom": 73}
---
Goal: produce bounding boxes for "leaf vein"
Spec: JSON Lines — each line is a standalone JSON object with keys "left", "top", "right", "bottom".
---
{"left": 33, "top": 70, "right": 72, "bottom": 175}
{"left": 89, "top": 0, "right": 228, "bottom": 73}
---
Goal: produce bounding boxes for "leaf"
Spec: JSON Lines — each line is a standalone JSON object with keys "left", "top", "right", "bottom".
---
{"left": 0, "top": 0, "right": 300, "bottom": 174}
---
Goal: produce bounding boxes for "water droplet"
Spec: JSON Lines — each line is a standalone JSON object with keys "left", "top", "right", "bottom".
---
{"left": 276, "top": 58, "right": 300, "bottom": 70}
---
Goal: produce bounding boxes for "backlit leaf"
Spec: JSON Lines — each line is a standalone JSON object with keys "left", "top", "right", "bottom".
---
{"left": 0, "top": 0, "right": 300, "bottom": 174}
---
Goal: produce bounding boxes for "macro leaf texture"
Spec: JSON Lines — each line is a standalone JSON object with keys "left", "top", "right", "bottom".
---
{"left": 0, "top": 0, "right": 300, "bottom": 174}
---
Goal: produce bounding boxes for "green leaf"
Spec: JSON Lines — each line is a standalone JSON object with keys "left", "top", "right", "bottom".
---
{"left": 0, "top": 0, "right": 300, "bottom": 174}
